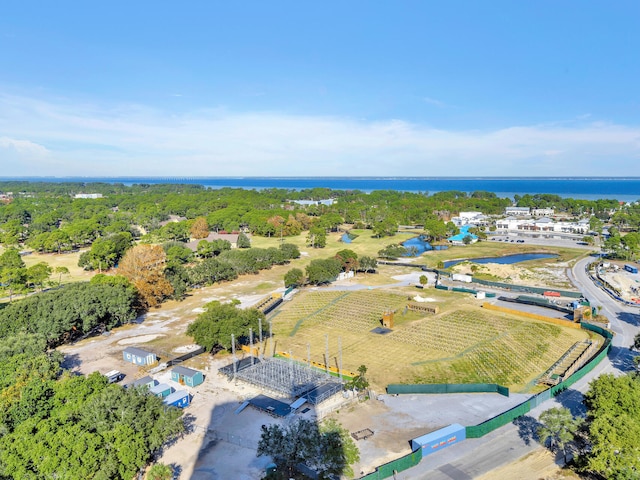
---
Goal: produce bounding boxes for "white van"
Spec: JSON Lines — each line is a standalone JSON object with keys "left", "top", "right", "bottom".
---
{"left": 104, "top": 370, "right": 125, "bottom": 383}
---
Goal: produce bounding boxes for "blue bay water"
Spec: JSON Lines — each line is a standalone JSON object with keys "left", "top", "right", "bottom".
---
{"left": 3, "top": 176, "right": 640, "bottom": 201}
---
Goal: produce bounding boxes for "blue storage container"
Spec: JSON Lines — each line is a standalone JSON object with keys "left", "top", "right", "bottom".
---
{"left": 410, "top": 423, "right": 466, "bottom": 456}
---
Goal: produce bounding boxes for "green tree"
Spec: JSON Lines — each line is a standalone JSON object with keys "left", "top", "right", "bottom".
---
{"left": 377, "top": 244, "right": 407, "bottom": 260}
{"left": 53, "top": 266, "right": 70, "bottom": 286}
{"left": 257, "top": 418, "right": 352, "bottom": 479}
{"left": 305, "top": 258, "right": 342, "bottom": 285}
{"left": 0, "top": 248, "right": 27, "bottom": 301}
{"left": 284, "top": 268, "right": 305, "bottom": 288}
{"left": 279, "top": 243, "right": 300, "bottom": 259}
{"left": 186, "top": 301, "right": 264, "bottom": 352}
{"left": 582, "top": 373, "right": 640, "bottom": 478}
{"left": 307, "top": 226, "right": 327, "bottom": 248}
{"left": 632, "top": 332, "right": 640, "bottom": 351}
{"left": 146, "top": 463, "right": 174, "bottom": 480}
{"left": 423, "top": 216, "right": 448, "bottom": 242}
{"left": 237, "top": 232, "right": 251, "bottom": 248}
{"left": 358, "top": 256, "right": 377, "bottom": 274}
{"left": 335, "top": 249, "right": 359, "bottom": 272}
{"left": 26, "top": 262, "right": 52, "bottom": 292}
{"left": 537, "top": 407, "right": 582, "bottom": 463}
{"left": 320, "top": 418, "right": 360, "bottom": 478}
{"left": 419, "top": 274, "right": 428, "bottom": 287}
{"left": 346, "top": 365, "right": 369, "bottom": 392}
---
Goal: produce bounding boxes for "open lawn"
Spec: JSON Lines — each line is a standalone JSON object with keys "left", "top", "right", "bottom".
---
{"left": 267, "top": 289, "right": 594, "bottom": 392}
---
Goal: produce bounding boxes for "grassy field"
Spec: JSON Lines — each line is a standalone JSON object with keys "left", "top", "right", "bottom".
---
{"left": 267, "top": 288, "right": 595, "bottom": 392}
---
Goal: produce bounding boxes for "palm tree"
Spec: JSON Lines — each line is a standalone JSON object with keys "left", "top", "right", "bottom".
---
{"left": 538, "top": 407, "right": 582, "bottom": 463}
{"left": 146, "top": 463, "right": 173, "bottom": 480}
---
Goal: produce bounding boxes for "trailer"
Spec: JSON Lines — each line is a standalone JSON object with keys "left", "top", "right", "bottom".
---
{"left": 104, "top": 370, "right": 125, "bottom": 384}
{"left": 624, "top": 264, "right": 638, "bottom": 274}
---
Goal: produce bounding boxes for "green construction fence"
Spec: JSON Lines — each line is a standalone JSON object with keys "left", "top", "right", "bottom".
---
{"left": 387, "top": 383, "right": 509, "bottom": 397}
{"left": 359, "top": 449, "right": 422, "bottom": 480}
{"left": 359, "top": 320, "right": 613, "bottom": 478}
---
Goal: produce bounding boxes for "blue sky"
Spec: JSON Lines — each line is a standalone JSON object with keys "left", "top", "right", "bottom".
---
{"left": 1, "top": 1, "right": 639, "bottom": 176}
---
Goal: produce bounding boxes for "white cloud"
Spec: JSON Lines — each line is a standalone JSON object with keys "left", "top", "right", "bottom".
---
{"left": 423, "top": 97, "right": 450, "bottom": 108}
{"left": 0, "top": 92, "right": 638, "bottom": 176}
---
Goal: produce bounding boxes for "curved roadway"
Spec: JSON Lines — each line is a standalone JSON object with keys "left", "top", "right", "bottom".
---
{"left": 399, "top": 255, "right": 640, "bottom": 480}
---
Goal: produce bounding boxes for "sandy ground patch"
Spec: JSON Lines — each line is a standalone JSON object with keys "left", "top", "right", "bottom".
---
{"left": 452, "top": 261, "right": 573, "bottom": 289}
{"left": 475, "top": 448, "right": 579, "bottom": 480}
{"left": 601, "top": 267, "right": 640, "bottom": 302}
{"left": 117, "top": 334, "right": 166, "bottom": 346}
{"left": 173, "top": 344, "right": 201, "bottom": 353}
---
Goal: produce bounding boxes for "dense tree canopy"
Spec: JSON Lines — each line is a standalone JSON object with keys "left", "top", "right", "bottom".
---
{"left": 582, "top": 373, "right": 640, "bottom": 478}
{"left": 0, "top": 281, "right": 138, "bottom": 346}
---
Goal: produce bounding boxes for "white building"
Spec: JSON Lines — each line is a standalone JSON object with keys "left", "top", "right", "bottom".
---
{"left": 531, "top": 208, "right": 555, "bottom": 217}
{"left": 496, "top": 217, "right": 589, "bottom": 235}
{"left": 505, "top": 206, "right": 530, "bottom": 216}
{"left": 74, "top": 193, "right": 103, "bottom": 199}
{"left": 452, "top": 211, "right": 487, "bottom": 226}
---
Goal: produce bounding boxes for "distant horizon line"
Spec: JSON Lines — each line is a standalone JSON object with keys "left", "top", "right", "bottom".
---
{"left": 2, "top": 176, "right": 639, "bottom": 180}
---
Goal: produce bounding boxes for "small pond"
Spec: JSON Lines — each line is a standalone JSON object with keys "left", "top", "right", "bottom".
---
{"left": 444, "top": 253, "right": 558, "bottom": 269}
{"left": 401, "top": 234, "right": 448, "bottom": 256}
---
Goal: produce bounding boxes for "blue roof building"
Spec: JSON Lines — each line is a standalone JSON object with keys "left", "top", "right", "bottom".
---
{"left": 123, "top": 347, "right": 158, "bottom": 366}
{"left": 163, "top": 390, "right": 190, "bottom": 408}
{"left": 171, "top": 366, "right": 204, "bottom": 387}
{"left": 448, "top": 225, "right": 478, "bottom": 245}
{"left": 125, "top": 376, "right": 157, "bottom": 390}
{"left": 149, "top": 383, "right": 173, "bottom": 398}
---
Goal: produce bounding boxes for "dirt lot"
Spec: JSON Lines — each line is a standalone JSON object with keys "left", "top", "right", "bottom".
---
{"left": 600, "top": 264, "right": 640, "bottom": 303}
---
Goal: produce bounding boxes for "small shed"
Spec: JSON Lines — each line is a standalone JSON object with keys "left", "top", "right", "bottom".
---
{"left": 171, "top": 366, "right": 204, "bottom": 387}
{"left": 123, "top": 347, "right": 157, "bottom": 366}
{"left": 163, "top": 390, "right": 190, "bottom": 408}
{"left": 126, "top": 376, "right": 157, "bottom": 390}
{"left": 149, "top": 383, "right": 173, "bottom": 398}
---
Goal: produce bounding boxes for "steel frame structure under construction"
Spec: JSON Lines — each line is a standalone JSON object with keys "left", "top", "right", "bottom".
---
{"left": 219, "top": 356, "right": 343, "bottom": 405}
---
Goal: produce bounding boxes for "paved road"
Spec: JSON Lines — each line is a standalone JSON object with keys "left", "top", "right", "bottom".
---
{"left": 395, "top": 255, "right": 640, "bottom": 480}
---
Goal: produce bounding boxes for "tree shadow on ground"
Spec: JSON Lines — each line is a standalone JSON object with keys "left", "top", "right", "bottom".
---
{"left": 170, "top": 464, "right": 182, "bottom": 480}
{"left": 61, "top": 353, "right": 82, "bottom": 372}
{"left": 608, "top": 345, "right": 638, "bottom": 373}
{"left": 513, "top": 415, "right": 541, "bottom": 446}
{"left": 552, "top": 387, "right": 586, "bottom": 417}
{"left": 616, "top": 311, "right": 640, "bottom": 327}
